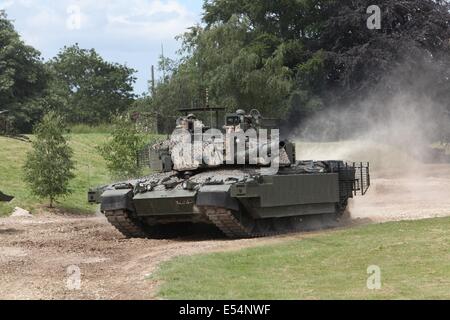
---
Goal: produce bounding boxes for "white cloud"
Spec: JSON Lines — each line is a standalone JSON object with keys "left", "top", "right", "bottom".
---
{"left": 1, "top": 0, "right": 36, "bottom": 10}
{"left": 2, "top": 0, "right": 201, "bottom": 93}
{"left": 5, "top": 0, "right": 196, "bottom": 38}
{"left": 27, "top": 7, "right": 64, "bottom": 30}
{"left": 0, "top": 0, "right": 13, "bottom": 10}
{"left": 89, "top": 0, "right": 196, "bottom": 39}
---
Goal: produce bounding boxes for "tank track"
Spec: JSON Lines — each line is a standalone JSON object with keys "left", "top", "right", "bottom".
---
{"left": 200, "top": 206, "right": 278, "bottom": 239}
{"left": 104, "top": 210, "right": 193, "bottom": 239}
{"left": 105, "top": 208, "right": 345, "bottom": 240}
{"left": 200, "top": 206, "right": 345, "bottom": 239}
{"left": 104, "top": 210, "right": 149, "bottom": 239}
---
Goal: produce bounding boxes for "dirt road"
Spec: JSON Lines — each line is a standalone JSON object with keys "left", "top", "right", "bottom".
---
{"left": 299, "top": 141, "right": 450, "bottom": 221}
{"left": 0, "top": 213, "right": 287, "bottom": 300}
{"left": 351, "top": 164, "right": 450, "bottom": 222}
{"left": 1, "top": 162, "right": 450, "bottom": 300}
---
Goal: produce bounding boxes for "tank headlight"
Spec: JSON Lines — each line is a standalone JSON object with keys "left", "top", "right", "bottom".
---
{"left": 146, "top": 184, "right": 154, "bottom": 192}
{"left": 182, "top": 181, "right": 189, "bottom": 190}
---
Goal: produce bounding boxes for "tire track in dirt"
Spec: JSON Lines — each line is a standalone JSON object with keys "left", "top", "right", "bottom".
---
{"left": 298, "top": 141, "right": 450, "bottom": 222}
{"left": 0, "top": 214, "right": 303, "bottom": 300}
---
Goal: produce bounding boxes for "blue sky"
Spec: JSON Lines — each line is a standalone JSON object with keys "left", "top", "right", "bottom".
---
{"left": 0, "top": 0, "right": 204, "bottom": 95}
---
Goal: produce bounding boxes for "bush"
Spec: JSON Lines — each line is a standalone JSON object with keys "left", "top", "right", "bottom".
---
{"left": 99, "top": 115, "right": 147, "bottom": 179}
{"left": 23, "top": 112, "right": 75, "bottom": 208}
{"left": 69, "top": 123, "right": 113, "bottom": 134}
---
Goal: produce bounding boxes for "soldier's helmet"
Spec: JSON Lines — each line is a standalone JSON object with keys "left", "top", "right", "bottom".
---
{"left": 175, "top": 117, "right": 184, "bottom": 126}
{"left": 187, "top": 113, "right": 196, "bottom": 120}
{"left": 236, "top": 109, "right": 246, "bottom": 116}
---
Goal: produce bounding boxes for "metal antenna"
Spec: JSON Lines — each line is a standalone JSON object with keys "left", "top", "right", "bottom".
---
{"left": 150, "top": 65, "right": 155, "bottom": 96}
{"left": 206, "top": 88, "right": 213, "bottom": 127}
{"left": 161, "top": 43, "right": 166, "bottom": 83}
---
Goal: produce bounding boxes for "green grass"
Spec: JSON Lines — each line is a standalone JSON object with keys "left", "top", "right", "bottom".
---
{"left": 0, "top": 134, "right": 111, "bottom": 215}
{"left": 69, "top": 123, "right": 114, "bottom": 134}
{"left": 155, "top": 217, "right": 450, "bottom": 300}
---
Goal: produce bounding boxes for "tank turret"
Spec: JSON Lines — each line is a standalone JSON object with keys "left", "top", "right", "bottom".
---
{"left": 149, "top": 109, "right": 296, "bottom": 173}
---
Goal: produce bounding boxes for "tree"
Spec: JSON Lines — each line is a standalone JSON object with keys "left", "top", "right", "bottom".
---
{"left": 151, "top": 0, "right": 450, "bottom": 134}
{"left": 46, "top": 44, "right": 137, "bottom": 124}
{"left": 24, "top": 112, "right": 75, "bottom": 208}
{"left": 0, "top": 11, "right": 48, "bottom": 133}
{"left": 314, "top": 0, "right": 450, "bottom": 104}
{"left": 153, "top": 17, "right": 295, "bottom": 119}
{"left": 151, "top": 0, "right": 327, "bottom": 119}
{"left": 99, "top": 115, "right": 146, "bottom": 179}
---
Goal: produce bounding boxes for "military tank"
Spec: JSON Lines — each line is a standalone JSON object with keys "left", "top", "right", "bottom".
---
{"left": 89, "top": 109, "right": 370, "bottom": 239}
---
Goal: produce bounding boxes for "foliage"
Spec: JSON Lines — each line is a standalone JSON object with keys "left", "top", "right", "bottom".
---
{"left": 129, "top": 96, "right": 159, "bottom": 133}
{"left": 23, "top": 112, "right": 75, "bottom": 208}
{"left": 45, "top": 44, "right": 137, "bottom": 125}
{"left": 1, "top": 13, "right": 137, "bottom": 132}
{"left": 98, "top": 115, "right": 147, "bottom": 179}
{"left": 151, "top": 0, "right": 450, "bottom": 129}
{"left": 316, "top": 0, "right": 450, "bottom": 105}
{"left": 154, "top": 15, "right": 295, "bottom": 119}
{"left": 69, "top": 123, "right": 114, "bottom": 134}
{"left": 3, "top": 0, "right": 450, "bottom": 136}
{"left": 0, "top": 11, "right": 48, "bottom": 133}
{"left": 151, "top": 0, "right": 329, "bottom": 120}
{"left": 0, "top": 133, "right": 111, "bottom": 216}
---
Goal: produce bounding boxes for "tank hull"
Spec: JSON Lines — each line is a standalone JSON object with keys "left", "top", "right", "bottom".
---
{"left": 92, "top": 161, "right": 368, "bottom": 238}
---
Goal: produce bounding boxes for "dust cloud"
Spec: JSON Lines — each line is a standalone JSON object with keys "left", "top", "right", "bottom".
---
{"left": 290, "top": 93, "right": 450, "bottom": 223}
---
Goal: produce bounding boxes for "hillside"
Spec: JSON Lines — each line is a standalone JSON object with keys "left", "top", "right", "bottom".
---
{"left": 0, "top": 134, "right": 110, "bottom": 216}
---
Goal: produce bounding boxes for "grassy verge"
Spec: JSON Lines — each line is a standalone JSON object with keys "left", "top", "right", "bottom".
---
{"left": 155, "top": 217, "right": 450, "bottom": 300}
{"left": 0, "top": 134, "right": 111, "bottom": 215}
{"left": 69, "top": 124, "right": 114, "bottom": 134}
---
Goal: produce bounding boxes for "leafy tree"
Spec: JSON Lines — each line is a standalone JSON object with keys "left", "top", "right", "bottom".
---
{"left": 151, "top": 0, "right": 450, "bottom": 134}
{"left": 0, "top": 11, "right": 48, "bottom": 133}
{"left": 153, "top": 16, "right": 295, "bottom": 119}
{"left": 99, "top": 115, "right": 146, "bottom": 179}
{"left": 315, "top": 0, "right": 450, "bottom": 104}
{"left": 46, "top": 44, "right": 137, "bottom": 124}
{"left": 24, "top": 112, "right": 75, "bottom": 208}
{"left": 150, "top": 0, "right": 329, "bottom": 119}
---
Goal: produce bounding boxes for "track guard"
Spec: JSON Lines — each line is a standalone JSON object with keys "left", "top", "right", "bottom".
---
{"left": 100, "top": 189, "right": 135, "bottom": 212}
{"left": 196, "top": 185, "right": 240, "bottom": 212}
